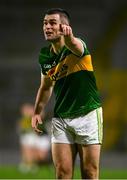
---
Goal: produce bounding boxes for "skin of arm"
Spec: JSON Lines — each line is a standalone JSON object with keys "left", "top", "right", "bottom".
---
{"left": 60, "top": 24, "right": 84, "bottom": 57}
{"left": 31, "top": 74, "right": 54, "bottom": 133}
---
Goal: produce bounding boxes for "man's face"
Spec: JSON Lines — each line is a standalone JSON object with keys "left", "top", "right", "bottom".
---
{"left": 43, "top": 14, "right": 62, "bottom": 42}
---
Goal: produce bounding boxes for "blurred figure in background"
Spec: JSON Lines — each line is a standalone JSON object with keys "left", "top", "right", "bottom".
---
{"left": 17, "top": 103, "right": 50, "bottom": 173}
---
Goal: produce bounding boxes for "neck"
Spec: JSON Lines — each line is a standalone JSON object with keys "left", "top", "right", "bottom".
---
{"left": 51, "top": 37, "right": 65, "bottom": 54}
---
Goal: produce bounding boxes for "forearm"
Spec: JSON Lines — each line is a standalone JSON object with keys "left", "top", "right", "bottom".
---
{"left": 64, "top": 36, "right": 83, "bottom": 56}
{"left": 60, "top": 24, "right": 84, "bottom": 56}
{"left": 34, "top": 86, "right": 53, "bottom": 115}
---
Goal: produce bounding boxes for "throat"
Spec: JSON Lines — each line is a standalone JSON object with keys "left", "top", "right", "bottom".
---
{"left": 51, "top": 39, "right": 65, "bottom": 54}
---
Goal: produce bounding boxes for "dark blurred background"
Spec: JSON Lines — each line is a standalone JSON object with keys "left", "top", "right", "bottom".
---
{"left": 0, "top": 0, "right": 127, "bottom": 168}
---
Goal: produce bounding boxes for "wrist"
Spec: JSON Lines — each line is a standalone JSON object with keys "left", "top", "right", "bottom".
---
{"left": 64, "top": 34, "right": 75, "bottom": 47}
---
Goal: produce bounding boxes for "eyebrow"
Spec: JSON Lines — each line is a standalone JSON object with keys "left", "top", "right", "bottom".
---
{"left": 44, "top": 19, "right": 57, "bottom": 22}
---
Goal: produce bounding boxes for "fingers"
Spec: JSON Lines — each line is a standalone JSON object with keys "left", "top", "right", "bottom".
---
{"left": 60, "top": 24, "right": 72, "bottom": 36}
{"left": 31, "top": 115, "right": 43, "bottom": 134}
{"left": 35, "top": 128, "right": 43, "bottom": 134}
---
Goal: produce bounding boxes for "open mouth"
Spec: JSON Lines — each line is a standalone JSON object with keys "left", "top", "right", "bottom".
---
{"left": 45, "top": 32, "right": 53, "bottom": 36}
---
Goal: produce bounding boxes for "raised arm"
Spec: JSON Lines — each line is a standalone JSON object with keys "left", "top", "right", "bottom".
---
{"left": 31, "top": 74, "right": 54, "bottom": 133}
{"left": 60, "top": 24, "right": 84, "bottom": 57}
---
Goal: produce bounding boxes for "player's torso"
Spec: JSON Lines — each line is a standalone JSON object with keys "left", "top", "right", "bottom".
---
{"left": 39, "top": 45, "right": 101, "bottom": 118}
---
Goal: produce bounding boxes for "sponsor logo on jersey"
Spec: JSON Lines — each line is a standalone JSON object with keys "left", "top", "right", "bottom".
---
{"left": 44, "top": 61, "right": 56, "bottom": 69}
{"left": 48, "top": 64, "right": 68, "bottom": 81}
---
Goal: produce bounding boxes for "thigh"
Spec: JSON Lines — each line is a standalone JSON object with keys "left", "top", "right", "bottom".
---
{"left": 78, "top": 144, "right": 101, "bottom": 175}
{"left": 52, "top": 143, "right": 77, "bottom": 174}
{"left": 74, "top": 107, "right": 103, "bottom": 145}
{"left": 51, "top": 117, "right": 75, "bottom": 144}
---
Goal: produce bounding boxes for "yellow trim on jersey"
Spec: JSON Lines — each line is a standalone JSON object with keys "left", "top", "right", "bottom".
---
{"left": 66, "top": 54, "right": 93, "bottom": 75}
{"left": 47, "top": 54, "right": 93, "bottom": 81}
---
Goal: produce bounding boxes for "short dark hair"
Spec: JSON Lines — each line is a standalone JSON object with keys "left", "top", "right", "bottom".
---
{"left": 44, "top": 8, "right": 70, "bottom": 24}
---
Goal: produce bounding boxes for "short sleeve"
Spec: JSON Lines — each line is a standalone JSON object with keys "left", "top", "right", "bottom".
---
{"left": 78, "top": 38, "right": 90, "bottom": 56}
{"left": 38, "top": 47, "right": 50, "bottom": 75}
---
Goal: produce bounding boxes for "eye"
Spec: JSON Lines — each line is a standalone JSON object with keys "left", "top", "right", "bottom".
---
{"left": 50, "top": 22, "right": 57, "bottom": 26}
{"left": 43, "top": 21, "right": 48, "bottom": 26}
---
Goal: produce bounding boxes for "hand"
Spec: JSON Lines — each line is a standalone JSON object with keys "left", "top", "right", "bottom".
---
{"left": 60, "top": 24, "right": 73, "bottom": 37}
{"left": 31, "top": 114, "right": 43, "bottom": 133}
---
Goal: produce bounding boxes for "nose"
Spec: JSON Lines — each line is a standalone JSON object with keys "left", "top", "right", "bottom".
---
{"left": 45, "top": 23, "right": 52, "bottom": 29}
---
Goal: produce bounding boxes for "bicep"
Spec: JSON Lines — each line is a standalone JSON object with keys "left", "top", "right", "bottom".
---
{"left": 68, "top": 37, "right": 85, "bottom": 57}
{"left": 74, "top": 38, "right": 84, "bottom": 56}
{"left": 72, "top": 38, "right": 89, "bottom": 57}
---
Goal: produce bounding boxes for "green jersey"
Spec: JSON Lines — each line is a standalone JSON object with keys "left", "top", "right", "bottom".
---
{"left": 39, "top": 39, "right": 101, "bottom": 118}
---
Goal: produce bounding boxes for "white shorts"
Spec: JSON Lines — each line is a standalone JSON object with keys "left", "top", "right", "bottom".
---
{"left": 36, "top": 135, "right": 51, "bottom": 150}
{"left": 51, "top": 107, "right": 103, "bottom": 145}
{"left": 20, "top": 132, "right": 51, "bottom": 150}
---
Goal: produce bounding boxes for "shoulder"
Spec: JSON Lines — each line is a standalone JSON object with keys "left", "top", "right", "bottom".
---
{"left": 39, "top": 45, "right": 51, "bottom": 64}
{"left": 40, "top": 46, "right": 50, "bottom": 54}
{"left": 39, "top": 46, "right": 50, "bottom": 58}
{"left": 38, "top": 45, "right": 53, "bottom": 75}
